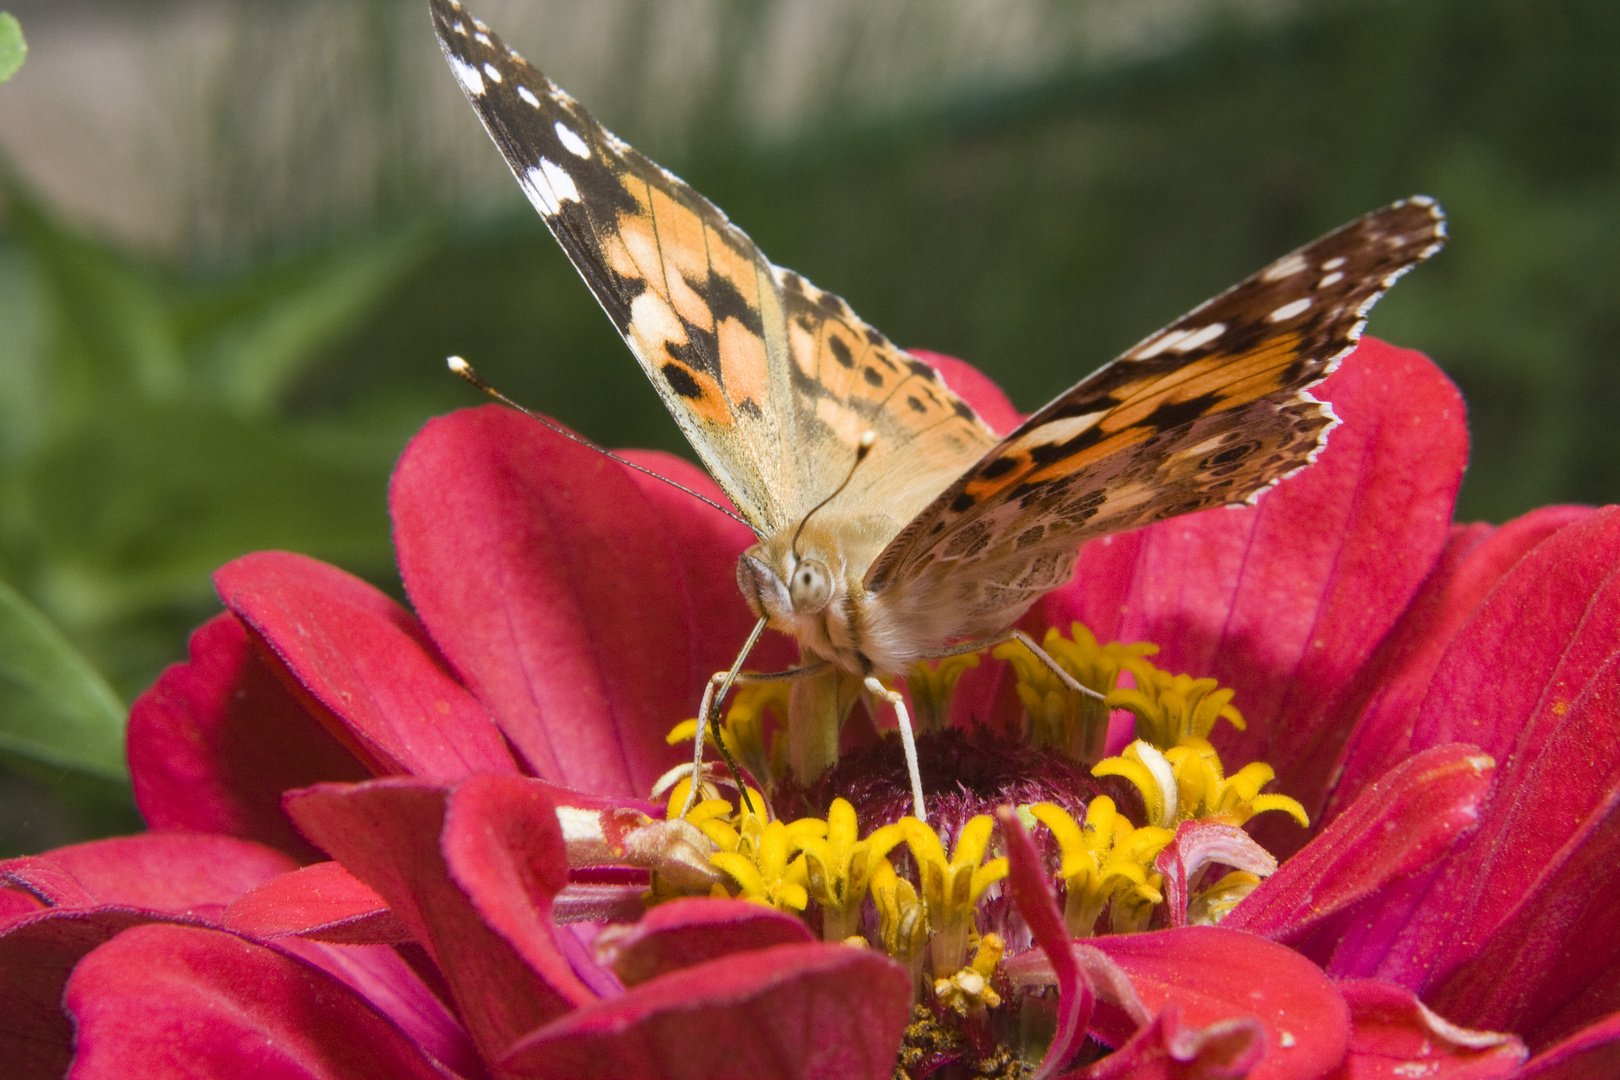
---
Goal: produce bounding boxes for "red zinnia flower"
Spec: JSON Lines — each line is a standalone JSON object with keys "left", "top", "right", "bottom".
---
{"left": 3, "top": 338, "right": 1616, "bottom": 1079}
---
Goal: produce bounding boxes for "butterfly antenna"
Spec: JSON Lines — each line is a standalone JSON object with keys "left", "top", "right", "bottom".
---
{"left": 447, "top": 357, "right": 755, "bottom": 531}
{"left": 790, "top": 429, "right": 876, "bottom": 559}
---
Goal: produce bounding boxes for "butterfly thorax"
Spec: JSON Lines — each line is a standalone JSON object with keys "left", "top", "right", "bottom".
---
{"left": 736, "top": 518, "right": 906, "bottom": 676}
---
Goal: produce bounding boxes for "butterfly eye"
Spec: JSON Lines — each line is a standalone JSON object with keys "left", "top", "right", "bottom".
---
{"left": 789, "top": 558, "right": 832, "bottom": 614}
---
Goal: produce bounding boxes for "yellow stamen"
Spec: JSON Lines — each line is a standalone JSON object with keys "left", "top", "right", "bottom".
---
{"left": 1029, "top": 799, "right": 1173, "bottom": 937}
{"left": 796, "top": 799, "right": 906, "bottom": 941}
{"left": 994, "top": 622, "right": 1158, "bottom": 761}
{"left": 899, "top": 815, "right": 1008, "bottom": 978}
{"left": 905, "top": 653, "right": 981, "bottom": 734}
{"left": 1107, "top": 665, "right": 1245, "bottom": 750}
{"left": 1188, "top": 870, "right": 1264, "bottom": 925}
{"left": 1162, "top": 738, "right": 1309, "bottom": 828}
{"left": 708, "top": 815, "right": 821, "bottom": 912}
{"left": 872, "top": 856, "right": 930, "bottom": 985}
{"left": 1092, "top": 740, "right": 1180, "bottom": 828}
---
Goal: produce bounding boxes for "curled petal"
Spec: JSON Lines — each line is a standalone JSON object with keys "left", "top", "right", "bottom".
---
{"left": 1154, "top": 822, "right": 1275, "bottom": 930}
{"left": 1336, "top": 508, "right": 1620, "bottom": 1022}
{"left": 1336, "top": 979, "right": 1525, "bottom": 1080}
{"left": 1, "top": 909, "right": 154, "bottom": 1080}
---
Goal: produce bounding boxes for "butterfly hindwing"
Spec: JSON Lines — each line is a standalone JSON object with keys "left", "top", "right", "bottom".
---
{"left": 866, "top": 199, "right": 1446, "bottom": 601}
{"left": 431, "top": 0, "right": 995, "bottom": 540}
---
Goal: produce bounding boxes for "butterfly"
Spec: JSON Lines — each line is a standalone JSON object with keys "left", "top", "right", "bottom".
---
{"left": 431, "top": 0, "right": 1445, "bottom": 820}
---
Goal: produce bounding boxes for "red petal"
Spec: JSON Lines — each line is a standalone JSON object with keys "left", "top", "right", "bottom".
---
{"left": 272, "top": 936, "right": 487, "bottom": 1079}
{"left": 1223, "top": 744, "right": 1494, "bottom": 954}
{"left": 1422, "top": 663, "right": 1620, "bottom": 1047}
{"left": 499, "top": 943, "right": 911, "bottom": 1080}
{"left": 64, "top": 923, "right": 454, "bottom": 1079}
{"left": 1002, "top": 807, "right": 1095, "bottom": 1078}
{"left": 909, "top": 349, "right": 1024, "bottom": 436}
{"left": 1048, "top": 339, "right": 1467, "bottom": 858}
{"left": 216, "top": 550, "right": 518, "bottom": 781}
{"left": 1063, "top": 1002, "right": 1266, "bottom": 1080}
{"left": 284, "top": 777, "right": 593, "bottom": 1064}
{"left": 0, "top": 908, "right": 154, "bottom": 1080}
{"left": 599, "top": 897, "right": 814, "bottom": 986}
{"left": 128, "top": 611, "right": 369, "bottom": 861}
{"left": 440, "top": 774, "right": 592, "bottom": 995}
{"left": 222, "top": 861, "right": 408, "bottom": 944}
{"left": 392, "top": 406, "right": 747, "bottom": 796}
{"left": 1338, "top": 508, "right": 1620, "bottom": 1013}
{"left": 1088, "top": 927, "right": 1351, "bottom": 1080}
{"left": 1334, "top": 980, "right": 1525, "bottom": 1080}
{"left": 1155, "top": 821, "right": 1276, "bottom": 931}
{"left": 0, "top": 886, "right": 44, "bottom": 929}
{"left": 2, "top": 832, "right": 294, "bottom": 917}
{"left": 1510, "top": 1011, "right": 1620, "bottom": 1080}
{"left": 1325, "top": 506, "right": 1590, "bottom": 822}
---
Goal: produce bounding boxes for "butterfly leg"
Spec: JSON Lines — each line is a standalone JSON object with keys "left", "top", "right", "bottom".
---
{"left": 921, "top": 630, "right": 1107, "bottom": 703}
{"left": 682, "top": 618, "right": 831, "bottom": 817}
{"left": 864, "top": 676, "right": 929, "bottom": 824}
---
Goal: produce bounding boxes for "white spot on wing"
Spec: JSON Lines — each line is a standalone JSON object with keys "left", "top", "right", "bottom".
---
{"left": 1322, "top": 256, "right": 1347, "bottom": 270}
{"left": 448, "top": 55, "right": 484, "bottom": 96}
{"left": 521, "top": 165, "right": 559, "bottom": 214}
{"left": 1262, "top": 252, "right": 1309, "bottom": 281}
{"left": 474, "top": 32, "right": 492, "bottom": 46}
{"left": 1269, "top": 297, "right": 1312, "bottom": 322}
{"left": 1172, "top": 323, "right": 1226, "bottom": 352}
{"left": 1134, "top": 328, "right": 1190, "bottom": 360}
{"left": 554, "top": 121, "right": 591, "bottom": 158}
{"left": 539, "top": 157, "right": 579, "bottom": 204}
{"left": 451, "top": 20, "right": 467, "bottom": 36}
{"left": 517, "top": 85, "right": 539, "bottom": 108}
{"left": 1317, "top": 271, "right": 1345, "bottom": 288}
{"left": 482, "top": 61, "right": 503, "bottom": 84}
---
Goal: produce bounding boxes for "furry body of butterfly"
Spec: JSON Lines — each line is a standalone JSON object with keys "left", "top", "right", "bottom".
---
{"left": 431, "top": 0, "right": 1446, "bottom": 816}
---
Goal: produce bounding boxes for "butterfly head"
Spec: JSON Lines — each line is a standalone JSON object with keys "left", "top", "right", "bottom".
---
{"left": 736, "top": 517, "right": 877, "bottom": 668}
{"left": 737, "top": 528, "right": 841, "bottom": 622}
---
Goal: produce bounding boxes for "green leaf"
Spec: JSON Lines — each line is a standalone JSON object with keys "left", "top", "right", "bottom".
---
{"left": 0, "top": 577, "right": 127, "bottom": 781}
{"left": 0, "top": 13, "right": 25, "bottom": 84}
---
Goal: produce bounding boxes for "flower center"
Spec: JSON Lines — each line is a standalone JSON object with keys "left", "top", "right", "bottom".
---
{"left": 641, "top": 622, "right": 1309, "bottom": 1077}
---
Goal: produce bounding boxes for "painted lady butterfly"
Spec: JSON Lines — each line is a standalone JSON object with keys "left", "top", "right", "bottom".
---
{"left": 431, "top": 0, "right": 1445, "bottom": 819}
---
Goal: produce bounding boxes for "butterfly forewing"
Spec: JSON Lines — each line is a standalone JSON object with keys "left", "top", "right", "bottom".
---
{"left": 431, "top": 0, "right": 995, "bottom": 541}
{"left": 866, "top": 199, "right": 1446, "bottom": 599}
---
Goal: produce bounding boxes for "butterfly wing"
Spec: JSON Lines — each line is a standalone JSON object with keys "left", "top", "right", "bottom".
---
{"left": 865, "top": 199, "right": 1446, "bottom": 635}
{"left": 432, "top": 0, "right": 996, "bottom": 540}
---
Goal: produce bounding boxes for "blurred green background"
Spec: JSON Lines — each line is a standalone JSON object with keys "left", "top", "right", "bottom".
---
{"left": 0, "top": 0, "right": 1614, "bottom": 854}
